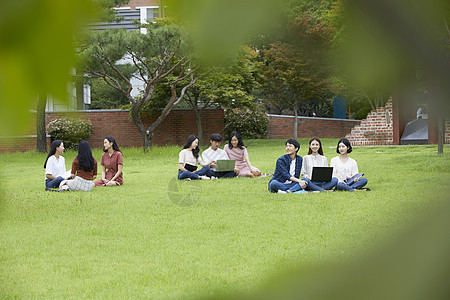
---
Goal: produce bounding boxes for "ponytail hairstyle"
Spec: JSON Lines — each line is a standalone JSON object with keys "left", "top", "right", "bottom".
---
{"left": 44, "top": 140, "right": 63, "bottom": 168}
{"left": 77, "top": 140, "right": 95, "bottom": 171}
{"left": 183, "top": 135, "right": 200, "bottom": 159}
{"left": 103, "top": 136, "right": 121, "bottom": 153}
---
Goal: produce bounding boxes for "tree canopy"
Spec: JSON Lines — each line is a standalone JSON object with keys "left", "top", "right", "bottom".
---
{"left": 78, "top": 22, "right": 201, "bottom": 149}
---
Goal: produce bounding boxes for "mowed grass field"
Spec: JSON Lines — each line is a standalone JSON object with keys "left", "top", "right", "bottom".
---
{"left": 1, "top": 139, "right": 449, "bottom": 299}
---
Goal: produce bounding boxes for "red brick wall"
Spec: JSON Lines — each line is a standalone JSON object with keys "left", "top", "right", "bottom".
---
{"left": 0, "top": 109, "right": 224, "bottom": 152}
{"left": 346, "top": 100, "right": 394, "bottom": 146}
{"left": 0, "top": 137, "right": 37, "bottom": 153}
{"left": 446, "top": 120, "right": 450, "bottom": 145}
{"left": 126, "top": 0, "right": 160, "bottom": 10}
{"left": 267, "top": 115, "right": 361, "bottom": 139}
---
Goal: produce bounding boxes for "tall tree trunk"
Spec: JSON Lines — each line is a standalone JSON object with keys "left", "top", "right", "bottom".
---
{"left": 438, "top": 116, "right": 444, "bottom": 154}
{"left": 293, "top": 102, "right": 298, "bottom": 139}
{"left": 36, "top": 93, "right": 47, "bottom": 153}
{"left": 192, "top": 100, "right": 203, "bottom": 145}
{"left": 130, "top": 106, "right": 151, "bottom": 151}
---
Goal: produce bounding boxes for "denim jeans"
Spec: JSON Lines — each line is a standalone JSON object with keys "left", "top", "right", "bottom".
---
{"left": 45, "top": 176, "right": 65, "bottom": 189}
{"left": 178, "top": 166, "right": 210, "bottom": 180}
{"left": 268, "top": 178, "right": 311, "bottom": 193}
{"left": 306, "top": 177, "right": 338, "bottom": 192}
{"left": 336, "top": 177, "right": 368, "bottom": 191}
{"left": 206, "top": 169, "right": 237, "bottom": 179}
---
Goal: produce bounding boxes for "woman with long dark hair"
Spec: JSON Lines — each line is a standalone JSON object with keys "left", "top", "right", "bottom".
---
{"left": 330, "top": 138, "right": 368, "bottom": 191}
{"left": 224, "top": 131, "right": 261, "bottom": 177}
{"left": 301, "top": 137, "right": 338, "bottom": 191}
{"left": 60, "top": 140, "right": 97, "bottom": 191}
{"left": 178, "top": 135, "right": 211, "bottom": 180}
{"left": 44, "top": 140, "right": 70, "bottom": 191}
{"left": 94, "top": 136, "right": 123, "bottom": 187}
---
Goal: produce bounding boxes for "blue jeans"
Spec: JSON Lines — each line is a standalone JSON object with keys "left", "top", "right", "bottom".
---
{"left": 206, "top": 169, "right": 237, "bottom": 179}
{"left": 178, "top": 166, "right": 210, "bottom": 180}
{"left": 268, "top": 178, "right": 311, "bottom": 193}
{"left": 306, "top": 177, "right": 338, "bottom": 192}
{"left": 336, "top": 177, "right": 368, "bottom": 191}
{"left": 45, "top": 176, "right": 65, "bottom": 189}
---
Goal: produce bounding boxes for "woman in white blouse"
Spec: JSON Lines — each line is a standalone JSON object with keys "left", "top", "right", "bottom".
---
{"left": 178, "top": 135, "right": 212, "bottom": 180}
{"left": 44, "top": 140, "right": 70, "bottom": 191}
{"left": 301, "top": 137, "right": 338, "bottom": 191}
{"left": 330, "top": 138, "right": 368, "bottom": 191}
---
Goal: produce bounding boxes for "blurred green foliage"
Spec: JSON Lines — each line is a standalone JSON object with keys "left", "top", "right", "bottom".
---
{"left": 0, "top": 0, "right": 130, "bottom": 136}
{"left": 166, "top": 0, "right": 283, "bottom": 65}
{"left": 0, "top": 0, "right": 96, "bottom": 136}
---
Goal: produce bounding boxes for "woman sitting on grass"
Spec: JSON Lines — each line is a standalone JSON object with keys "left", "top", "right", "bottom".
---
{"left": 178, "top": 135, "right": 211, "bottom": 180}
{"left": 301, "top": 137, "right": 338, "bottom": 191}
{"left": 94, "top": 136, "right": 123, "bottom": 187}
{"left": 44, "top": 140, "right": 70, "bottom": 191}
{"left": 330, "top": 138, "right": 369, "bottom": 191}
{"left": 224, "top": 131, "right": 261, "bottom": 177}
{"left": 60, "top": 140, "right": 97, "bottom": 191}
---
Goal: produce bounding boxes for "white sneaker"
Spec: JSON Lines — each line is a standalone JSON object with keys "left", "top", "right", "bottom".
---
{"left": 60, "top": 185, "right": 69, "bottom": 191}
{"left": 199, "top": 176, "right": 210, "bottom": 180}
{"left": 183, "top": 178, "right": 191, "bottom": 181}
{"left": 211, "top": 176, "right": 217, "bottom": 180}
{"left": 277, "top": 190, "right": 287, "bottom": 194}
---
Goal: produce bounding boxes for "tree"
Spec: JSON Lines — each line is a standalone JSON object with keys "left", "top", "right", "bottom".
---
{"left": 33, "top": 0, "right": 128, "bottom": 152}
{"left": 36, "top": 93, "right": 47, "bottom": 152}
{"left": 89, "top": 75, "right": 132, "bottom": 109}
{"left": 147, "top": 46, "right": 258, "bottom": 143}
{"left": 79, "top": 23, "right": 201, "bottom": 150}
{"left": 258, "top": 10, "right": 337, "bottom": 138}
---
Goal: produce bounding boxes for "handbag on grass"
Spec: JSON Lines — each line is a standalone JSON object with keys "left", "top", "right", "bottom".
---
{"left": 184, "top": 163, "right": 198, "bottom": 172}
{"left": 344, "top": 173, "right": 364, "bottom": 185}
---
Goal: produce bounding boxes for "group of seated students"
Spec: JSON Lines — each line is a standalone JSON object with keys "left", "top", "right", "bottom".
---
{"left": 44, "top": 136, "right": 123, "bottom": 192}
{"left": 179, "top": 133, "right": 368, "bottom": 192}
{"left": 44, "top": 132, "right": 368, "bottom": 193}
{"left": 268, "top": 137, "right": 368, "bottom": 193}
{"left": 178, "top": 131, "right": 261, "bottom": 180}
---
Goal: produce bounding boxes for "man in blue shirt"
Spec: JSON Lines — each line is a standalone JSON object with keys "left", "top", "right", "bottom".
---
{"left": 268, "top": 139, "right": 310, "bottom": 193}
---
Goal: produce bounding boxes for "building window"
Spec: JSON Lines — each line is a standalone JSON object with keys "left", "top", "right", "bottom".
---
{"left": 146, "top": 7, "right": 159, "bottom": 20}
{"left": 137, "top": 6, "right": 159, "bottom": 34}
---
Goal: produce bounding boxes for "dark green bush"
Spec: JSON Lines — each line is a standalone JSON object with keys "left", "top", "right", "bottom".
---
{"left": 46, "top": 117, "right": 92, "bottom": 149}
{"left": 224, "top": 108, "right": 268, "bottom": 139}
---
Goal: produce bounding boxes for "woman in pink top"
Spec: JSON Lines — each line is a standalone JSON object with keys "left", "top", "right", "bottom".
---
{"left": 224, "top": 131, "right": 261, "bottom": 177}
{"left": 94, "top": 136, "right": 123, "bottom": 187}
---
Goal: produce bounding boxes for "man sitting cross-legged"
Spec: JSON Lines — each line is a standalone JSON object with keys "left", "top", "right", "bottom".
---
{"left": 268, "top": 139, "right": 310, "bottom": 193}
{"left": 202, "top": 133, "right": 239, "bottom": 179}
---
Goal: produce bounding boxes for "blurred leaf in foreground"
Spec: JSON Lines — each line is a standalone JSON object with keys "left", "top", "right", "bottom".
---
{"left": 0, "top": 0, "right": 95, "bottom": 135}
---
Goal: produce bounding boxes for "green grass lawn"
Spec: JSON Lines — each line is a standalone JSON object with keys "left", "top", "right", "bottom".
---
{"left": 1, "top": 139, "right": 449, "bottom": 299}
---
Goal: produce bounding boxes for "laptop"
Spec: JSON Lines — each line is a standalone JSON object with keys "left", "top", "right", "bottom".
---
{"left": 311, "top": 167, "right": 333, "bottom": 182}
{"left": 215, "top": 160, "right": 235, "bottom": 172}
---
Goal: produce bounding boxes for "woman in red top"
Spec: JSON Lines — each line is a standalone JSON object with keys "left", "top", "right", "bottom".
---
{"left": 94, "top": 136, "right": 123, "bottom": 187}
